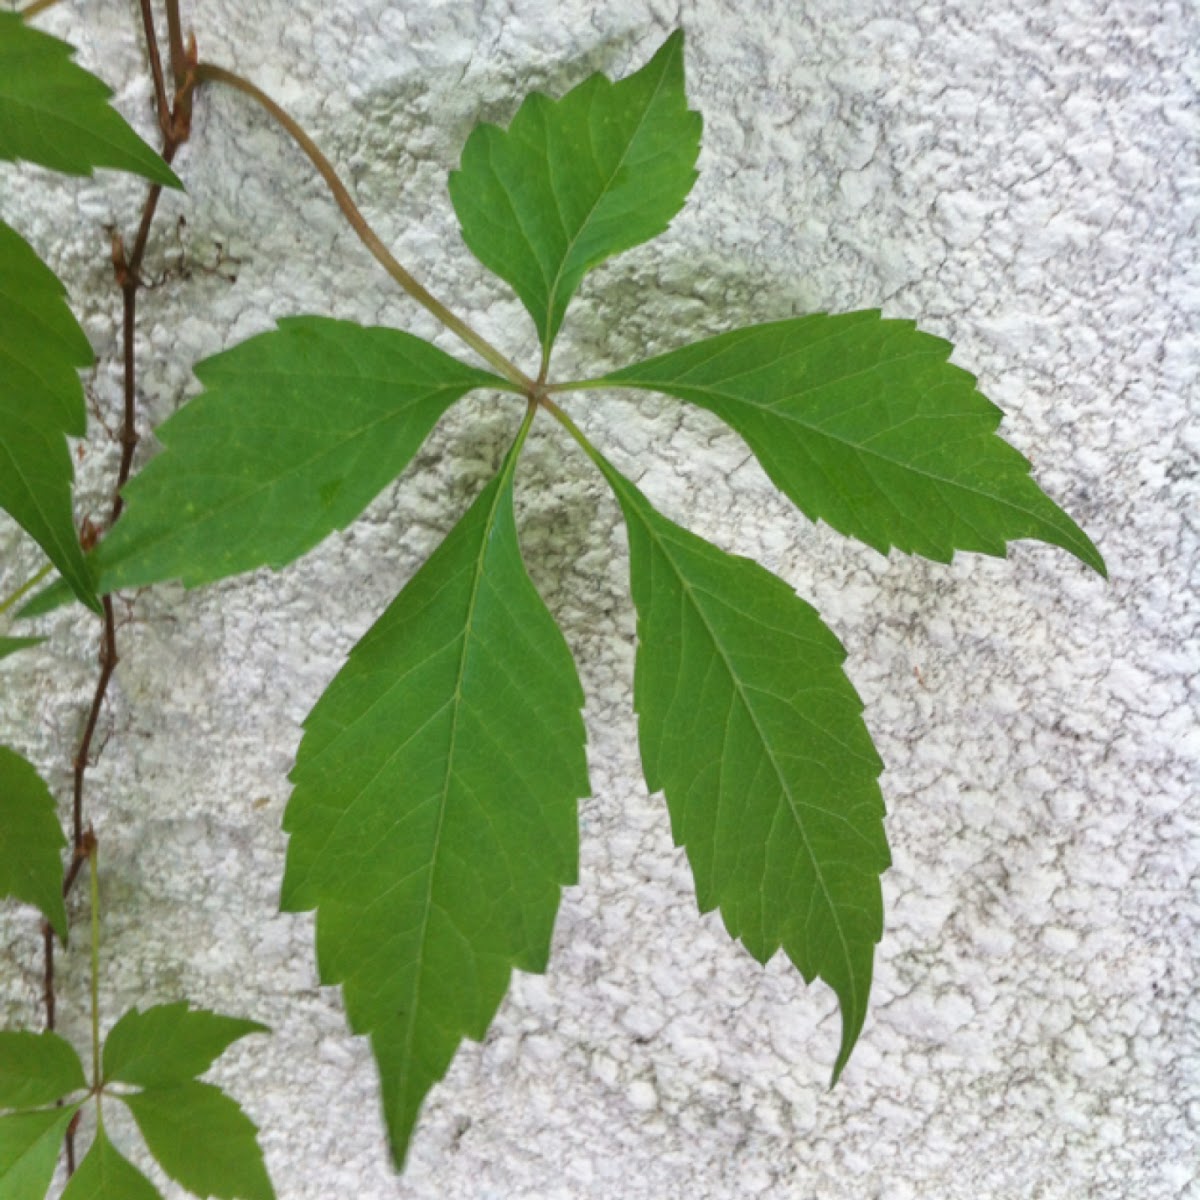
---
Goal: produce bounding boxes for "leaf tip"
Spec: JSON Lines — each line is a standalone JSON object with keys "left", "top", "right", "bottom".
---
{"left": 1078, "top": 536, "right": 1107, "bottom": 579}
{"left": 159, "top": 160, "right": 185, "bottom": 191}
{"left": 828, "top": 1007, "right": 864, "bottom": 1090}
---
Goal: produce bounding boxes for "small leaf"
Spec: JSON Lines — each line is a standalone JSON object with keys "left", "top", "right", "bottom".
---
{"left": 0, "top": 1106, "right": 78, "bottom": 1200}
{"left": 103, "top": 1003, "right": 268, "bottom": 1089}
{"left": 120, "top": 1082, "right": 273, "bottom": 1200}
{"left": 0, "top": 1030, "right": 86, "bottom": 1109}
{"left": 597, "top": 453, "right": 889, "bottom": 1082}
{"left": 94, "top": 318, "right": 504, "bottom": 591}
{"left": 450, "top": 30, "right": 701, "bottom": 353}
{"left": 0, "top": 219, "right": 100, "bottom": 613}
{"left": 282, "top": 435, "right": 588, "bottom": 1165}
{"left": 602, "top": 313, "right": 1105, "bottom": 573}
{"left": 0, "top": 745, "right": 68, "bottom": 941}
{"left": 61, "top": 1125, "right": 163, "bottom": 1200}
{"left": 0, "top": 637, "right": 45, "bottom": 661}
{"left": 0, "top": 12, "right": 179, "bottom": 186}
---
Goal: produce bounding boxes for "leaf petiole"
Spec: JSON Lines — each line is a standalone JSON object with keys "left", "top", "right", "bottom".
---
{"left": 537, "top": 394, "right": 608, "bottom": 475}
{"left": 543, "top": 379, "right": 606, "bottom": 394}
{"left": 192, "top": 62, "right": 535, "bottom": 392}
{"left": 0, "top": 562, "right": 52, "bottom": 616}
{"left": 18, "top": 0, "right": 63, "bottom": 19}
{"left": 87, "top": 836, "right": 101, "bottom": 1115}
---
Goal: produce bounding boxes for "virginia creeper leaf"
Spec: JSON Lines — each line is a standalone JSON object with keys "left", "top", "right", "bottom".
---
{"left": 120, "top": 1082, "right": 273, "bottom": 1200}
{"left": 595, "top": 453, "right": 889, "bottom": 1082}
{"left": 93, "top": 318, "right": 504, "bottom": 590}
{"left": 449, "top": 31, "right": 701, "bottom": 354}
{"left": 0, "top": 745, "right": 68, "bottom": 940}
{"left": 601, "top": 313, "right": 1105, "bottom": 573}
{"left": 0, "top": 12, "right": 179, "bottom": 186}
{"left": 60, "top": 1126, "right": 162, "bottom": 1200}
{"left": 282, "top": 430, "right": 588, "bottom": 1165}
{"left": 0, "top": 219, "right": 100, "bottom": 613}
{"left": 102, "top": 1003, "right": 268, "bottom": 1089}
{"left": 0, "top": 1105, "right": 78, "bottom": 1200}
{"left": 0, "top": 1031, "right": 86, "bottom": 1109}
{"left": 0, "top": 637, "right": 45, "bottom": 661}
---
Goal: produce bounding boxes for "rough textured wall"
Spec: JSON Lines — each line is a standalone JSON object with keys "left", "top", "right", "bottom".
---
{"left": 1, "top": 1, "right": 1195, "bottom": 1197}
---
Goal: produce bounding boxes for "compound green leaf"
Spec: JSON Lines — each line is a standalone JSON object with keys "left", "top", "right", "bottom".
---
{"left": 0, "top": 745, "right": 68, "bottom": 941}
{"left": 596, "top": 453, "right": 889, "bottom": 1082}
{"left": 0, "top": 1105, "right": 78, "bottom": 1200}
{"left": 602, "top": 312, "right": 1105, "bottom": 573}
{"left": 121, "top": 1082, "right": 272, "bottom": 1200}
{"left": 94, "top": 318, "right": 505, "bottom": 591}
{"left": 0, "top": 12, "right": 179, "bottom": 186}
{"left": 449, "top": 31, "right": 701, "bottom": 354}
{"left": 282, "top": 429, "right": 588, "bottom": 1165}
{"left": 102, "top": 1003, "right": 268, "bottom": 1090}
{"left": 0, "top": 1031, "right": 86, "bottom": 1110}
{"left": 0, "top": 637, "right": 45, "bottom": 661}
{"left": 0, "top": 219, "right": 99, "bottom": 613}
{"left": 60, "top": 1126, "right": 162, "bottom": 1200}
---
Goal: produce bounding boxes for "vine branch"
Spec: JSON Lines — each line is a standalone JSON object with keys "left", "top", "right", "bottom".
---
{"left": 192, "top": 62, "right": 533, "bottom": 392}
{"left": 39, "top": 5, "right": 196, "bottom": 1176}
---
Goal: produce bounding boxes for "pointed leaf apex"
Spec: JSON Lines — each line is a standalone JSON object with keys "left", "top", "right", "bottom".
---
{"left": 450, "top": 29, "right": 701, "bottom": 351}
{"left": 0, "top": 747, "right": 69, "bottom": 941}
{"left": 603, "top": 312, "right": 1104, "bottom": 572}
{"left": 284, "top": 440, "right": 588, "bottom": 1166}
{"left": 0, "top": 13, "right": 181, "bottom": 187}
{"left": 598, "top": 458, "right": 887, "bottom": 1094}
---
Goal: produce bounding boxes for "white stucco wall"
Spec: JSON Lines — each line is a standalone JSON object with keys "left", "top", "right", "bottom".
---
{"left": 1, "top": 1, "right": 1196, "bottom": 1197}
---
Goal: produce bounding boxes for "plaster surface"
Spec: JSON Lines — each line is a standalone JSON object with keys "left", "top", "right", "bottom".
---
{"left": 0, "top": 1, "right": 1196, "bottom": 1197}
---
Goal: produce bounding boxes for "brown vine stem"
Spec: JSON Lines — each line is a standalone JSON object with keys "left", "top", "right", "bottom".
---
{"left": 192, "top": 62, "right": 534, "bottom": 392}
{"left": 42, "top": 10, "right": 197, "bottom": 1177}
{"left": 60, "top": 130, "right": 187, "bottom": 908}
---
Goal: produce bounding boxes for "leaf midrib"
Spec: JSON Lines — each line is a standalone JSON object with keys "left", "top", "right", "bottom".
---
{"left": 0, "top": 427, "right": 83, "bottom": 584}
{"left": 627, "top": 374, "right": 1079, "bottom": 536}
{"left": 539, "top": 45, "right": 676, "bottom": 345}
{"left": 0, "top": 92, "right": 157, "bottom": 168}
{"left": 100, "top": 386, "right": 471, "bottom": 581}
{"left": 398, "top": 471, "right": 514, "bottom": 1110}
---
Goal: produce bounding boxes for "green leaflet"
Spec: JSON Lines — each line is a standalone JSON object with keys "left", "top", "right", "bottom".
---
{"left": 449, "top": 31, "right": 701, "bottom": 355}
{"left": 121, "top": 1082, "right": 273, "bottom": 1200}
{"left": 94, "top": 318, "right": 505, "bottom": 590}
{"left": 0, "top": 745, "right": 68, "bottom": 940}
{"left": 103, "top": 1002, "right": 268, "bottom": 1089}
{"left": 60, "top": 1126, "right": 162, "bottom": 1200}
{"left": 282, "top": 416, "right": 589, "bottom": 1165}
{"left": 0, "top": 220, "right": 100, "bottom": 613}
{"left": 593, "top": 452, "right": 889, "bottom": 1082}
{"left": 0, "top": 1106, "right": 79, "bottom": 1200}
{"left": 0, "top": 12, "right": 179, "bottom": 186}
{"left": 0, "top": 1031, "right": 86, "bottom": 1109}
{"left": 0, "top": 637, "right": 45, "bottom": 661}
{"left": 600, "top": 313, "right": 1105, "bottom": 574}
